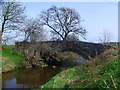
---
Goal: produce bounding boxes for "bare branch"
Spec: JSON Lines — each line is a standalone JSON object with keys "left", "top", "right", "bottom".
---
{"left": 98, "top": 30, "right": 112, "bottom": 44}
{"left": 21, "top": 18, "right": 46, "bottom": 42}
{"left": 39, "top": 6, "right": 87, "bottom": 41}
{"left": 1, "top": 0, "right": 26, "bottom": 34}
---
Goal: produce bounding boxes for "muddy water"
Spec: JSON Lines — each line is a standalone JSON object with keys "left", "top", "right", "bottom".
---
{"left": 2, "top": 57, "right": 86, "bottom": 89}
{"left": 2, "top": 66, "right": 61, "bottom": 88}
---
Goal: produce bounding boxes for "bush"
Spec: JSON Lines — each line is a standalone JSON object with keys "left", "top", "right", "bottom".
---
{"left": 38, "top": 43, "right": 80, "bottom": 66}
{"left": 56, "top": 51, "right": 80, "bottom": 61}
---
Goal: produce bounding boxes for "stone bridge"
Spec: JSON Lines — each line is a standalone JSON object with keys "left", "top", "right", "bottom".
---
{"left": 15, "top": 41, "right": 110, "bottom": 59}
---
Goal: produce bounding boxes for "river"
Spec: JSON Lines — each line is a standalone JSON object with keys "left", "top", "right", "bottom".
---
{"left": 2, "top": 67, "right": 61, "bottom": 88}
{"left": 2, "top": 57, "right": 86, "bottom": 89}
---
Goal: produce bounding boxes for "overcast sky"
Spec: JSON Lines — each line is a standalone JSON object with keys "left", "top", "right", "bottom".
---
{"left": 21, "top": 2, "right": 118, "bottom": 42}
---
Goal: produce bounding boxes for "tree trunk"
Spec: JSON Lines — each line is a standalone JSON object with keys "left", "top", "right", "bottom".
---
{"left": 0, "top": 31, "right": 2, "bottom": 90}
{"left": 63, "top": 34, "right": 68, "bottom": 41}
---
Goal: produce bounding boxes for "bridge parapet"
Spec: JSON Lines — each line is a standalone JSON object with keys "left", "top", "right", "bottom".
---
{"left": 15, "top": 41, "right": 109, "bottom": 59}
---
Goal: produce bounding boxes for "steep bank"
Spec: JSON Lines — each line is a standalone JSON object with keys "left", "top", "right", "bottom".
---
{"left": 2, "top": 45, "right": 24, "bottom": 73}
{"left": 41, "top": 47, "right": 120, "bottom": 89}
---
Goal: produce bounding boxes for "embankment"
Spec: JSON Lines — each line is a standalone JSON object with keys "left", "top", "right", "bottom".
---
{"left": 2, "top": 45, "right": 24, "bottom": 73}
{"left": 41, "top": 47, "right": 120, "bottom": 89}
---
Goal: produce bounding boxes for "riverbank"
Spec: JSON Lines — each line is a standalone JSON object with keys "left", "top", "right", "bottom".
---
{"left": 2, "top": 45, "right": 24, "bottom": 73}
{"left": 1, "top": 45, "right": 83, "bottom": 72}
{"left": 41, "top": 47, "right": 120, "bottom": 89}
{"left": 2, "top": 45, "right": 120, "bottom": 89}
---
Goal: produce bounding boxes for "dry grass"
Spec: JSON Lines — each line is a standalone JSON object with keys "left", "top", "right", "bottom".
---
{"left": 56, "top": 51, "right": 80, "bottom": 61}
{"left": 86, "top": 47, "right": 118, "bottom": 72}
{"left": 41, "top": 46, "right": 119, "bottom": 88}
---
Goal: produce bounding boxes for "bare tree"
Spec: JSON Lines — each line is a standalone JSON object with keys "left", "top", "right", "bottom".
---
{"left": 0, "top": 0, "right": 26, "bottom": 39}
{"left": 98, "top": 30, "right": 112, "bottom": 44}
{"left": 39, "top": 6, "right": 87, "bottom": 41}
{"left": 21, "top": 18, "right": 46, "bottom": 42}
{"left": 0, "top": 0, "right": 3, "bottom": 44}
{"left": 65, "top": 34, "right": 80, "bottom": 41}
{"left": 2, "top": 30, "right": 20, "bottom": 45}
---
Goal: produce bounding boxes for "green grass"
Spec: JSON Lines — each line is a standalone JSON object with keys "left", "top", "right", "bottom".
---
{"left": 41, "top": 60, "right": 120, "bottom": 89}
{"left": 41, "top": 65, "right": 92, "bottom": 88}
{"left": 41, "top": 47, "right": 120, "bottom": 89}
{"left": 2, "top": 45, "right": 24, "bottom": 72}
{"left": 96, "top": 60, "right": 120, "bottom": 89}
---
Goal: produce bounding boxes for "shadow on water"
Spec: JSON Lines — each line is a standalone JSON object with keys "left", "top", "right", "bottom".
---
{"left": 2, "top": 56, "right": 86, "bottom": 88}
{"left": 60, "top": 57, "right": 86, "bottom": 69}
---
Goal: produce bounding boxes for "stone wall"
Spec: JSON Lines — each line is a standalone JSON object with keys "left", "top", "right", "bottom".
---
{"left": 15, "top": 41, "right": 109, "bottom": 59}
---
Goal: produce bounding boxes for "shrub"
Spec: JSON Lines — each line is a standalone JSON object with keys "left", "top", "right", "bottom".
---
{"left": 56, "top": 51, "right": 80, "bottom": 61}
{"left": 38, "top": 43, "right": 80, "bottom": 66}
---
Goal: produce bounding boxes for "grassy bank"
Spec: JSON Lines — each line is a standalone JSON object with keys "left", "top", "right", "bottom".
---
{"left": 2, "top": 45, "right": 24, "bottom": 72}
{"left": 41, "top": 47, "right": 120, "bottom": 89}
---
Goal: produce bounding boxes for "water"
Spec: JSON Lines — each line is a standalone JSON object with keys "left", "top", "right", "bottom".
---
{"left": 61, "top": 57, "right": 86, "bottom": 67}
{"left": 2, "top": 57, "right": 86, "bottom": 89}
{"left": 2, "top": 67, "right": 61, "bottom": 88}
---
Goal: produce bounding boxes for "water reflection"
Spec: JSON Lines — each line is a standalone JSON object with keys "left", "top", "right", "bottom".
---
{"left": 61, "top": 57, "right": 86, "bottom": 67}
{"left": 4, "top": 78, "right": 28, "bottom": 88}
{"left": 2, "top": 67, "right": 60, "bottom": 88}
{"left": 2, "top": 57, "right": 86, "bottom": 89}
